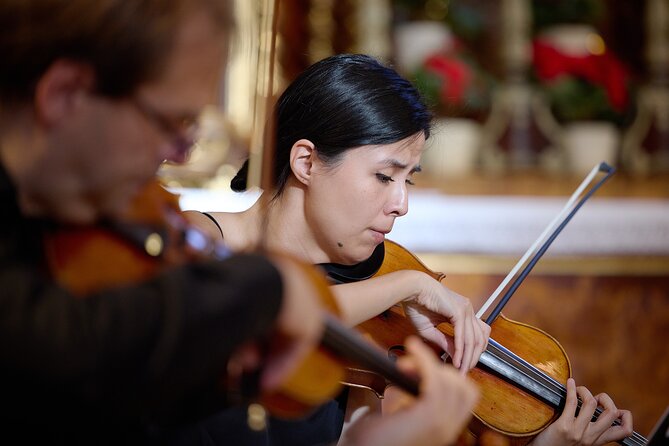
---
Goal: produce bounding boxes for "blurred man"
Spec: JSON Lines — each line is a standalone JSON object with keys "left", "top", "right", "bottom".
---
{"left": 0, "top": 0, "right": 324, "bottom": 442}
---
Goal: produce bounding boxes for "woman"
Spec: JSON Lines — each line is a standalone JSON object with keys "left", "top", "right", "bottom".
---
{"left": 187, "top": 54, "right": 633, "bottom": 446}
{"left": 193, "top": 54, "right": 489, "bottom": 372}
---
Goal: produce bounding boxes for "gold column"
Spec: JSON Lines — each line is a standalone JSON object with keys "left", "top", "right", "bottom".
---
{"left": 351, "top": 0, "right": 392, "bottom": 59}
{"left": 308, "top": 0, "right": 335, "bottom": 63}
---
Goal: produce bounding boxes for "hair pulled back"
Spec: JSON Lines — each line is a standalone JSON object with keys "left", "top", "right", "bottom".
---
{"left": 231, "top": 53, "right": 432, "bottom": 193}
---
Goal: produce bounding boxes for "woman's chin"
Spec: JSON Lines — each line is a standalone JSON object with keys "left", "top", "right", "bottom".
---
{"left": 347, "top": 249, "right": 378, "bottom": 265}
{"left": 328, "top": 239, "right": 378, "bottom": 265}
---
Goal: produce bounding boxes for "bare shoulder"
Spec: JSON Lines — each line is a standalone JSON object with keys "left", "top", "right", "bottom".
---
{"left": 183, "top": 209, "right": 257, "bottom": 251}
{"left": 182, "top": 210, "right": 223, "bottom": 240}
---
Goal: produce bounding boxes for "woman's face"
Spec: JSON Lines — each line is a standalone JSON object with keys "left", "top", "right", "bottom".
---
{"left": 306, "top": 133, "right": 425, "bottom": 264}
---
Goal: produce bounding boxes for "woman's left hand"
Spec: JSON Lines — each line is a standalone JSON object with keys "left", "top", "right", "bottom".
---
{"left": 403, "top": 275, "right": 490, "bottom": 374}
{"left": 528, "top": 378, "right": 634, "bottom": 446}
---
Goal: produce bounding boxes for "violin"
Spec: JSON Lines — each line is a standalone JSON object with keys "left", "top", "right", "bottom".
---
{"left": 324, "top": 238, "right": 647, "bottom": 446}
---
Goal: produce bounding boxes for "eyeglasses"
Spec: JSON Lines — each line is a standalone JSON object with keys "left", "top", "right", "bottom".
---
{"left": 130, "top": 96, "right": 200, "bottom": 154}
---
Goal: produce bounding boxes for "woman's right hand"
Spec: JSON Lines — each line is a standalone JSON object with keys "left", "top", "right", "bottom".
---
{"left": 341, "top": 336, "right": 479, "bottom": 446}
{"left": 403, "top": 273, "right": 490, "bottom": 374}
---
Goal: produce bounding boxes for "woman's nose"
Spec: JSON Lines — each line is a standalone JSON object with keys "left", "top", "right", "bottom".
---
{"left": 385, "top": 182, "right": 409, "bottom": 217}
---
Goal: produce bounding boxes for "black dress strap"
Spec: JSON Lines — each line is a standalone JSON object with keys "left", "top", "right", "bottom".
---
{"left": 201, "top": 211, "right": 224, "bottom": 239}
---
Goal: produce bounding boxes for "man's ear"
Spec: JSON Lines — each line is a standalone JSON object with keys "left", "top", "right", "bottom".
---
{"left": 289, "top": 139, "right": 317, "bottom": 186}
{"left": 34, "top": 59, "right": 95, "bottom": 128}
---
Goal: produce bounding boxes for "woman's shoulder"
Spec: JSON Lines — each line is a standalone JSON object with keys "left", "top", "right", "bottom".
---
{"left": 182, "top": 210, "right": 222, "bottom": 238}
{"left": 184, "top": 209, "right": 258, "bottom": 251}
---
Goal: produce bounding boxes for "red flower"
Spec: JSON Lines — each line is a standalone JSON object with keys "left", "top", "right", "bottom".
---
{"left": 532, "top": 39, "right": 629, "bottom": 112}
{"left": 423, "top": 53, "right": 473, "bottom": 106}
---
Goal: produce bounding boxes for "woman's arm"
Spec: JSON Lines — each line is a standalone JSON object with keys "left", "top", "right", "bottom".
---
{"left": 332, "top": 270, "right": 490, "bottom": 372}
{"left": 331, "top": 270, "right": 429, "bottom": 326}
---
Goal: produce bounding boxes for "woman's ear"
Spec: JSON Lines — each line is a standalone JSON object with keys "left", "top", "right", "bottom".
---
{"left": 289, "top": 138, "right": 317, "bottom": 186}
{"left": 34, "top": 59, "right": 95, "bottom": 128}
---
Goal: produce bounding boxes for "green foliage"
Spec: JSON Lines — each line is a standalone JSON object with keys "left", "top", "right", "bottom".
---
{"left": 543, "top": 77, "right": 626, "bottom": 125}
{"left": 393, "top": 0, "right": 485, "bottom": 41}
{"left": 531, "top": 0, "right": 605, "bottom": 31}
{"left": 413, "top": 69, "right": 442, "bottom": 112}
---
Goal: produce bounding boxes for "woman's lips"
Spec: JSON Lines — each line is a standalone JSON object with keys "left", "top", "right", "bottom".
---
{"left": 370, "top": 228, "right": 389, "bottom": 244}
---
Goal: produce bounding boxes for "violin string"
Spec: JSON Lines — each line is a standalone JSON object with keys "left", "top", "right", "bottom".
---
{"left": 485, "top": 341, "right": 646, "bottom": 446}
{"left": 484, "top": 340, "right": 564, "bottom": 405}
{"left": 475, "top": 163, "right": 604, "bottom": 320}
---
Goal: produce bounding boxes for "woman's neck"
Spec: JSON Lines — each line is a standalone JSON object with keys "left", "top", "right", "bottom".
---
{"left": 261, "top": 184, "right": 332, "bottom": 265}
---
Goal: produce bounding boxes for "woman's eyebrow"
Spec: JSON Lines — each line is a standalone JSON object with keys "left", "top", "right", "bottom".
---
{"left": 381, "top": 159, "right": 422, "bottom": 173}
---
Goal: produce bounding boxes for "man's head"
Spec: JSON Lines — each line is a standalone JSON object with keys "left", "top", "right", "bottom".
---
{"left": 0, "top": 0, "right": 231, "bottom": 223}
{"left": 0, "top": 0, "right": 231, "bottom": 103}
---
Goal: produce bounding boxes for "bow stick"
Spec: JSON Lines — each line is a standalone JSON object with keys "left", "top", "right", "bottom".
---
{"left": 476, "top": 162, "right": 616, "bottom": 323}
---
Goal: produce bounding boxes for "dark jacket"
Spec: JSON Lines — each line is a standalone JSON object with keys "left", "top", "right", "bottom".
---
{"left": 0, "top": 163, "right": 283, "bottom": 444}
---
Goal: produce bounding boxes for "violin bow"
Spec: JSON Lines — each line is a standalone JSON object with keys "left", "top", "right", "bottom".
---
{"left": 475, "top": 162, "right": 616, "bottom": 324}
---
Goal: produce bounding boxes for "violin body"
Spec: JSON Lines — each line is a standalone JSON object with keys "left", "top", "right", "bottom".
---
{"left": 43, "top": 181, "right": 183, "bottom": 296}
{"left": 350, "top": 240, "right": 646, "bottom": 446}
{"left": 353, "top": 240, "right": 572, "bottom": 445}
{"left": 464, "top": 316, "right": 569, "bottom": 442}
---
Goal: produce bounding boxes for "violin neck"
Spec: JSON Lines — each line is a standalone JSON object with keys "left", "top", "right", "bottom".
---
{"left": 321, "top": 315, "right": 419, "bottom": 396}
{"left": 480, "top": 339, "right": 646, "bottom": 446}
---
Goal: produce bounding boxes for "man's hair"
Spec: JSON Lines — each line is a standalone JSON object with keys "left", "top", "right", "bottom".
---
{"left": 0, "top": 0, "right": 231, "bottom": 103}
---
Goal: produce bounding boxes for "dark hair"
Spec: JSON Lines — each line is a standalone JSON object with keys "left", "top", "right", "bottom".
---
{"left": 231, "top": 54, "right": 432, "bottom": 193}
{"left": 0, "top": 0, "right": 230, "bottom": 103}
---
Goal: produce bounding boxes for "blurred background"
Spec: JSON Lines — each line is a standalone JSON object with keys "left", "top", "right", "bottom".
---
{"left": 161, "top": 0, "right": 669, "bottom": 437}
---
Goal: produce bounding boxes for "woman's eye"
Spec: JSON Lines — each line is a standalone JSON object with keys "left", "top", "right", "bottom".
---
{"left": 376, "top": 173, "right": 394, "bottom": 183}
{"left": 405, "top": 178, "right": 415, "bottom": 186}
